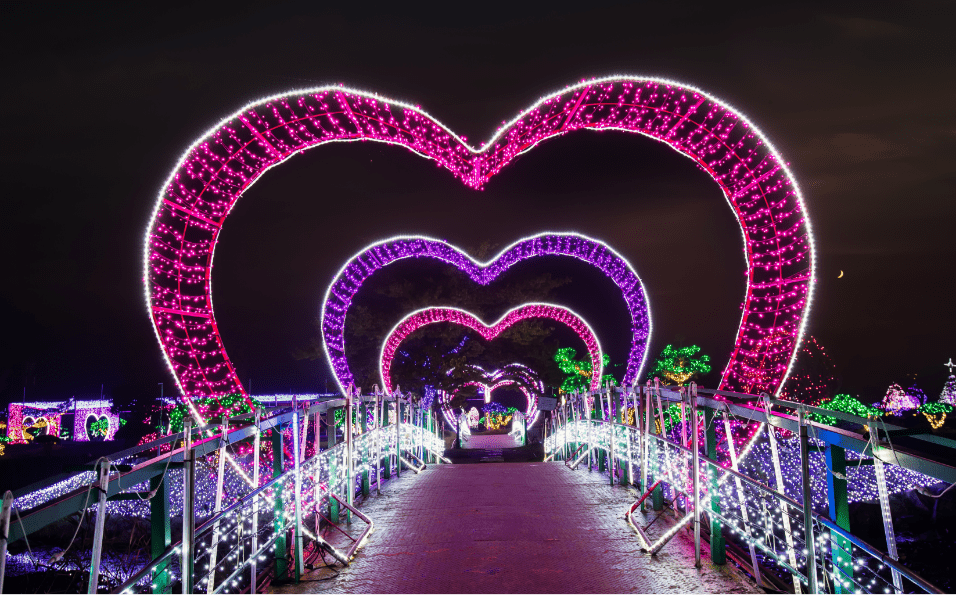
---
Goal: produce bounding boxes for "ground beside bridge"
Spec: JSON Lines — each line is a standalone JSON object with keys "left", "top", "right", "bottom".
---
{"left": 273, "top": 461, "right": 762, "bottom": 594}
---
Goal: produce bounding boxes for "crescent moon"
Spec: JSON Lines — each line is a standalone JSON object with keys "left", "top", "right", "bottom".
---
{"left": 838, "top": 270, "right": 844, "bottom": 278}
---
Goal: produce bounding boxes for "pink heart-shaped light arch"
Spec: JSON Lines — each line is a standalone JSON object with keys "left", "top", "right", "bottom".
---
{"left": 379, "top": 303, "right": 603, "bottom": 394}
{"left": 145, "top": 76, "right": 814, "bottom": 402}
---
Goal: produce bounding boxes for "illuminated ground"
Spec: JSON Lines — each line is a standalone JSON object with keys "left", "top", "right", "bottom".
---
{"left": 462, "top": 433, "right": 522, "bottom": 449}
{"left": 273, "top": 462, "right": 761, "bottom": 594}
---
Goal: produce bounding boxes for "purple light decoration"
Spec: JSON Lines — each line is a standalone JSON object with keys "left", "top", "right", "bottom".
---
{"left": 380, "top": 304, "right": 603, "bottom": 394}
{"left": 330, "top": 233, "right": 647, "bottom": 393}
{"left": 145, "top": 76, "right": 813, "bottom": 403}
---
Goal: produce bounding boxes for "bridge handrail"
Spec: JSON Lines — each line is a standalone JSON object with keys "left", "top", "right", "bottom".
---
{"left": 549, "top": 385, "right": 951, "bottom": 593}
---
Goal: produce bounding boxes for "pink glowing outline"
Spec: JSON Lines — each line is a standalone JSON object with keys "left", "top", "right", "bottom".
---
{"left": 145, "top": 76, "right": 814, "bottom": 402}
{"left": 380, "top": 303, "right": 603, "bottom": 396}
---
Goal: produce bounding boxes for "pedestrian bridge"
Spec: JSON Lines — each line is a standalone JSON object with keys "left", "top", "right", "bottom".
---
{"left": 2, "top": 386, "right": 953, "bottom": 594}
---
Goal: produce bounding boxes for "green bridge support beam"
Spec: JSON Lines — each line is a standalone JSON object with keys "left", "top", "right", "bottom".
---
{"left": 826, "top": 444, "right": 854, "bottom": 593}
{"left": 149, "top": 472, "right": 170, "bottom": 594}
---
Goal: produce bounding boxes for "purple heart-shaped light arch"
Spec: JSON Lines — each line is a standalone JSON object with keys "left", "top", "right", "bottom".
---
{"left": 325, "top": 233, "right": 646, "bottom": 393}
{"left": 145, "top": 76, "right": 814, "bottom": 401}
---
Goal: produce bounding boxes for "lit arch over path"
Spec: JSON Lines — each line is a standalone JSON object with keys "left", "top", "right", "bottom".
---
{"left": 325, "top": 233, "right": 648, "bottom": 394}
{"left": 379, "top": 303, "right": 603, "bottom": 395}
{"left": 145, "top": 76, "right": 813, "bottom": 400}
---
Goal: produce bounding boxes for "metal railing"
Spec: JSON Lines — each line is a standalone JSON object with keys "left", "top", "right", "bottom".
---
{"left": 1, "top": 389, "right": 442, "bottom": 594}
{"left": 544, "top": 382, "right": 952, "bottom": 594}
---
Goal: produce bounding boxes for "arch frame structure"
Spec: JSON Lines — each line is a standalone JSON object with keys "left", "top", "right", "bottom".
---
{"left": 327, "top": 233, "right": 648, "bottom": 395}
{"left": 145, "top": 75, "right": 814, "bottom": 403}
{"left": 380, "top": 304, "right": 602, "bottom": 427}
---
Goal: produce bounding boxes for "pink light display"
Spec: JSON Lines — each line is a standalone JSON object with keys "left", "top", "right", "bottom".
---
{"left": 145, "top": 77, "right": 813, "bottom": 402}
{"left": 380, "top": 303, "right": 603, "bottom": 396}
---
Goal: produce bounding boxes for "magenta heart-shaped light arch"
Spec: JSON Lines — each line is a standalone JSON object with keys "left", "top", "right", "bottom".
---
{"left": 145, "top": 76, "right": 814, "bottom": 401}
{"left": 379, "top": 303, "right": 603, "bottom": 394}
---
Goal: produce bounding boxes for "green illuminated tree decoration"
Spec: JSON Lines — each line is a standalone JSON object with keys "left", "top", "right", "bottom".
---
{"left": 167, "top": 393, "right": 260, "bottom": 434}
{"left": 554, "top": 347, "right": 616, "bottom": 394}
{"left": 807, "top": 394, "right": 882, "bottom": 426}
{"left": 651, "top": 344, "right": 711, "bottom": 386}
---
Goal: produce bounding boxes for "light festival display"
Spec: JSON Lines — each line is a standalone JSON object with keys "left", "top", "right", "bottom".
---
{"left": 379, "top": 303, "right": 603, "bottom": 393}
{"left": 144, "top": 76, "right": 814, "bottom": 405}
{"left": 440, "top": 363, "right": 546, "bottom": 428}
{"left": 325, "top": 233, "right": 648, "bottom": 395}
{"left": 6, "top": 400, "right": 121, "bottom": 443}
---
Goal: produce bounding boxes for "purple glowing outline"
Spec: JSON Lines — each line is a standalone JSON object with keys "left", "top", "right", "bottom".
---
{"left": 329, "top": 233, "right": 646, "bottom": 394}
{"left": 144, "top": 76, "right": 814, "bottom": 402}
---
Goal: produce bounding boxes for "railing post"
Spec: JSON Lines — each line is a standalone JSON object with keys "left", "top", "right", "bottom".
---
{"left": 382, "top": 397, "right": 392, "bottom": 480}
{"left": 872, "top": 435, "right": 903, "bottom": 593}
{"left": 87, "top": 458, "right": 111, "bottom": 594}
{"left": 206, "top": 415, "right": 229, "bottom": 592}
{"left": 345, "top": 386, "right": 354, "bottom": 524}
{"left": 641, "top": 385, "right": 651, "bottom": 511}
{"left": 690, "top": 388, "right": 701, "bottom": 568}
{"left": 766, "top": 398, "right": 802, "bottom": 594}
{"left": 361, "top": 392, "right": 370, "bottom": 498}
{"left": 703, "top": 400, "right": 726, "bottom": 565}
{"left": 291, "top": 399, "right": 304, "bottom": 583}
{"left": 1, "top": 491, "right": 13, "bottom": 594}
{"left": 328, "top": 407, "right": 339, "bottom": 523}
{"left": 251, "top": 409, "right": 261, "bottom": 594}
{"left": 798, "top": 408, "right": 818, "bottom": 594}
{"left": 608, "top": 392, "right": 615, "bottom": 486}
{"left": 182, "top": 418, "right": 195, "bottom": 595}
{"left": 825, "top": 443, "right": 853, "bottom": 593}
{"left": 650, "top": 382, "right": 663, "bottom": 511}
{"left": 395, "top": 396, "right": 402, "bottom": 477}
{"left": 597, "top": 391, "right": 607, "bottom": 473}
{"left": 271, "top": 418, "right": 288, "bottom": 581}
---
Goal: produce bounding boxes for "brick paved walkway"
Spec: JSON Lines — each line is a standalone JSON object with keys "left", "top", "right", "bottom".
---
{"left": 463, "top": 434, "right": 521, "bottom": 449}
{"left": 274, "top": 462, "right": 761, "bottom": 593}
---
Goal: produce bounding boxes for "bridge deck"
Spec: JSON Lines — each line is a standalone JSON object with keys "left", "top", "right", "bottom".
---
{"left": 276, "top": 462, "right": 761, "bottom": 593}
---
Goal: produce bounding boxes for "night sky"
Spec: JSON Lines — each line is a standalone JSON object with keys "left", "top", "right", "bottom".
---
{"left": 2, "top": 2, "right": 954, "bottom": 406}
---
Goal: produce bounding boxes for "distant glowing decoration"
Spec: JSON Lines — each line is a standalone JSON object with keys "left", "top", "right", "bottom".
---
{"left": 807, "top": 394, "right": 881, "bottom": 426}
{"left": 328, "top": 233, "right": 647, "bottom": 394}
{"left": 441, "top": 363, "right": 545, "bottom": 428}
{"left": 145, "top": 77, "right": 813, "bottom": 402}
{"left": 7, "top": 400, "right": 119, "bottom": 443}
{"left": 651, "top": 344, "right": 712, "bottom": 386}
{"left": 467, "top": 407, "right": 481, "bottom": 429}
{"left": 554, "top": 347, "right": 615, "bottom": 394}
{"left": 380, "top": 304, "right": 602, "bottom": 400}
{"left": 880, "top": 383, "right": 920, "bottom": 416}
{"left": 167, "top": 393, "right": 259, "bottom": 434}
{"left": 940, "top": 359, "right": 956, "bottom": 406}
{"left": 481, "top": 402, "right": 517, "bottom": 430}
{"left": 917, "top": 402, "right": 952, "bottom": 430}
